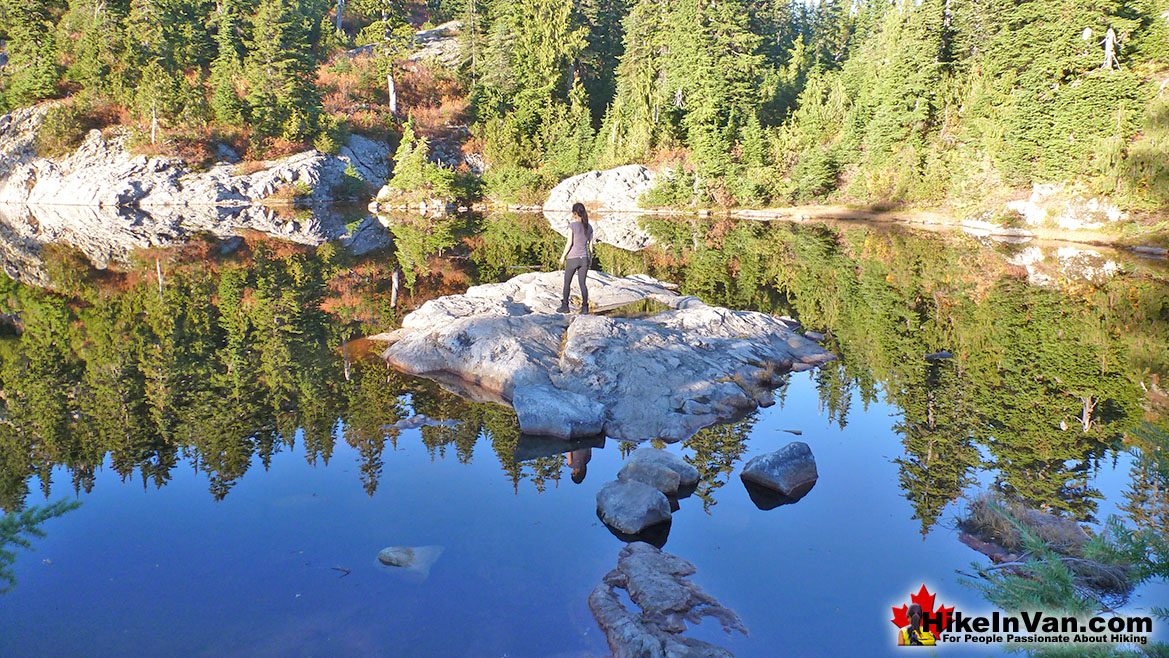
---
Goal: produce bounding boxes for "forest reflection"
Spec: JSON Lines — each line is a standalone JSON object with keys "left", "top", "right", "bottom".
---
{"left": 1, "top": 211, "right": 1166, "bottom": 537}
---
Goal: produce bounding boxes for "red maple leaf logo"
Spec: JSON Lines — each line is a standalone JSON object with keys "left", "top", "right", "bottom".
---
{"left": 891, "top": 584, "right": 954, "bottom": 635}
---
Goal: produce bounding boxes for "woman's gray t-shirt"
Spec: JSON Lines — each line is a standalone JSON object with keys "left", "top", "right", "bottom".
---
{"left": 567, "top": 221, "right": 593, "bottom": 259}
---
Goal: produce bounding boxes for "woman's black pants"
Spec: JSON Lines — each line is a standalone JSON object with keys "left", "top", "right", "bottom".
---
{"left": 562, "top": 257, "right": 589, "bottom": 309}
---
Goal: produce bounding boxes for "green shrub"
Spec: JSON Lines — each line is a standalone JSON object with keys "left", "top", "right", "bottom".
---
{"left": 642, "top": 169, "right": 705, "bottom": 208}
{"left": 333, "top": 164, "right": 371, "bottom": 200}
{"left": 481, "top": 166, "right": 547, "bottom": 205}
{"left": 788, "top": 146, "right": 839, "bottom": 201}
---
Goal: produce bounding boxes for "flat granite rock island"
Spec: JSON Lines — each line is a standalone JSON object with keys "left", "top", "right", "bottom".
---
{"left": 371, "top": 271, "right": 836, "bottom": 442}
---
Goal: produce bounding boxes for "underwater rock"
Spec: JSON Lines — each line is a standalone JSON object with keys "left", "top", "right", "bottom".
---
{"left": 739, "top": 442, "right": 818, "bottom": 500}
{"left": 377, "top": 545, "right": 444, "bottom": 581}
{"left": 924, "top": 351, "right": 954, "bottom": 361}
{"left": 588, "top": 542, "right": 747, "bottom": 658}
{"left": 597, "top": 480, "right": 672, "bottom": 535}
{"left": 372, "top": 271, "right": 835, "bottom": 442}
{"left": 384, "top": 414, "right": 459, "bottom": 431}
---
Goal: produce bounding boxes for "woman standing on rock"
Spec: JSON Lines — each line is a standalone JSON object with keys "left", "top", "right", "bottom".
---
{"left": 558, "top": 202, "right": 594, "bottom": 314}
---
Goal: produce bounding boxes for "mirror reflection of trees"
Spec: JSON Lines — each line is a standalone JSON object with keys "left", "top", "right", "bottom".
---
{"left": 1, "top": 213, "right": 1166, "bottom": 531}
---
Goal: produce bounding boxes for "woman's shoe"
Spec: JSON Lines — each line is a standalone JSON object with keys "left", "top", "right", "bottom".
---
{"left": 557, "top": 303, "right": 570, "bottom": 313}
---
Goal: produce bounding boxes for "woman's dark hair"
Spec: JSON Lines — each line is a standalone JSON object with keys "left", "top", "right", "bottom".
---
{"left": 907, "top": 604, "right": 923, "bottom": 630}
{"left": 571, "top": 464, "right": 587, "bottom": 484}
{"left": 571, "top": 202, "right": 589, "bottom": 229}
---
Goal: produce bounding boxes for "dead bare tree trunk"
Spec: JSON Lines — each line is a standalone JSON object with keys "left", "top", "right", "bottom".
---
{"left": 343, "top": 340, "right": 351, "bottom": 381}
{"left": 336, "top": 0, "right": 345, "bottom": 34}
{"left": 391, "top": 268, "right": 400, "bottom": 307}
{"left": 387, "top": 72, "right": 397, "bottom": 117}
{"left": 1080, "top": 395, "right": 1098, "bottom": 433}
{"left": 1101, "top": 27, "right": 1119, "bottom": 70}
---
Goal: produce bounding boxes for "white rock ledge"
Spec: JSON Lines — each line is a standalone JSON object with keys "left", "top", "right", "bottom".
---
{"left": 370, "top": 271, "right": 836, "bottom": 442}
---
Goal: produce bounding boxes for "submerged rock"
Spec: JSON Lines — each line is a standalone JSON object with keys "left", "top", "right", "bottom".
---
{"left": 924, "top": 351, "right": 954, "bottom": 362}
{"left": 377, "top": 545, "right": 444, "bottom": 581}
{"left": 372, "top": 271, "right": 835, "bottom": 442}
{"left": 740, "top": 442, "right": 818, "bottom": 500}
{"left": 589, "top": 542, "right": 747, "bottom": 658}
{"left": 597, "top": 480, "right": 672, "bottom": 535}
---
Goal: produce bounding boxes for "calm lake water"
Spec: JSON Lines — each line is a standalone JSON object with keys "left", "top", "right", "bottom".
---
{"left": 0, "top": 210, "right": 1167, "bottom": 657}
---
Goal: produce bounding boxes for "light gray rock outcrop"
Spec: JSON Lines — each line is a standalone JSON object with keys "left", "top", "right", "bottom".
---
{"left": 0, "top": 104, "right": 391, "bottom": 207}
{"left": 407, "top": 21, "right": 462, "bottom": 66}
{"left": 371, "top": 271, "right": 836, "bottom": 442}
{"left": 998, "top": 182, "right": 1128, "bottom": 231}
{"left": 740, "top": 442, "right": 818, "bottom": 499}
{"left": 545, "top": 165, "right": 657, "bottom": 214}
{"left": 588, "top": 542, "right": 746, "bottom": 658}
{"left": 597, "top": 480, "right": 672, "bottom": 535}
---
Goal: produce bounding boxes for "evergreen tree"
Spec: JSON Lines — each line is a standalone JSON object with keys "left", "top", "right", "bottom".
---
{"left": 1, "top": 0, "right": 63, "bottom": 107}
{"left": 245, "top": 0, "right": 324, "bottom": 143}
{"left": 210, "top": 0, "right": 246, "bottom": 124}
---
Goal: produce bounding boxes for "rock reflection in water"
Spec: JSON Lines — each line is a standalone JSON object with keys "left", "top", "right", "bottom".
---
{"left": 0, "top": 203, "right": 387, "bottom": 286}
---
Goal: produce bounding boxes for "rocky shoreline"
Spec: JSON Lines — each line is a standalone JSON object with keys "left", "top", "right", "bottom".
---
{"left": 4, "top": 102, "right": 1163, "bottom": 263}
{"left": 0, "top": 104, "right": 391, "bottom": 208}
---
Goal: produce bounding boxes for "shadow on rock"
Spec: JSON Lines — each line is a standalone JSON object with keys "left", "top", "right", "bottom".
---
{"left": 741, "top": 480, "right": 810, "bottom": 511}
{"left": 600, "top": 516, "right": 672, "bottom": 549}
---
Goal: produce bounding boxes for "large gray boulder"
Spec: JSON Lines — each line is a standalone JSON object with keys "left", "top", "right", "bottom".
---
{"left": 544, "top": 165, "right": 657, "bottom": 214}
{"left": 543, "top": 165, "right": 658, "bottom": 251}
{"left": 0, "top": 105, "right": 391, "bottom": 207}
{"left": 618, "top": 448, "right": 700, "bottom": 496}
{"left": 619, "top": 461, "right": 682, "bottom": 496}
{"left": 627, "top": 448, "right": 700, "bottom": 488}
{"left": 597, "top": 480, "right": 672, "bottom": 535}
{"left": 372, "top": 271, "right": 836, "bottom": 442}
{"left": 588, "top": 542, "right": 746, "bottom": 658}
{"left": 740, "top": 441, "right": 818, "bottom": 499}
